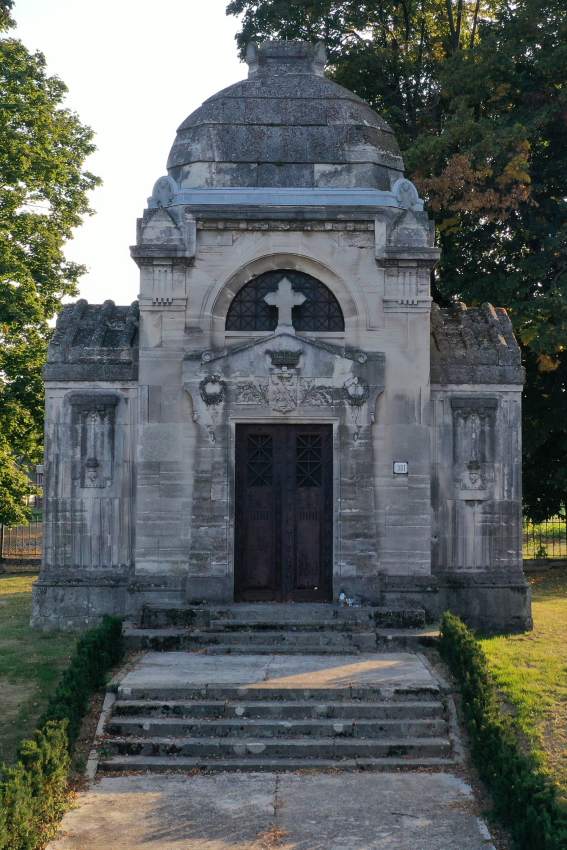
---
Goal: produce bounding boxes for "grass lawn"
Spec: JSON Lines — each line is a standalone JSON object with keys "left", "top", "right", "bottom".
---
{"left": 0, "top": 574, "right": 76, "bottom": 764}
{"left": 480, "top": 566, "right": 567, "bottom": 804}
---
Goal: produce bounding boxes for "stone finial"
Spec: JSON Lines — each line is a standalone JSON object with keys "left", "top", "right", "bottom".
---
{"left": 392, "top": 178, "right": 423, "bottom": 211}
{"left": 264, "top": 278, "right": 306, "bottom": 334}
{"left": 148, "top": 175, "right": 178, "bottom": 209}
{"left": 246, "top": 40, "right": 327, "bottom": 78}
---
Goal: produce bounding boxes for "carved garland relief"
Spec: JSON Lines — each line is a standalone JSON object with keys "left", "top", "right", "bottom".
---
{"left": 206, "top": 373, "right": 369, "bottom": 413}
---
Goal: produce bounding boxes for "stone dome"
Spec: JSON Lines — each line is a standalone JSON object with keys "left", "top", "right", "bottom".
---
{"left": 166, "top": 41, "right": 404, "bottom": 191}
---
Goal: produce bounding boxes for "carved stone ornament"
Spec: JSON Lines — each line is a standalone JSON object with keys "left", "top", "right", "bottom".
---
{"left": 199, "top": 375, "right": 226, "bottom": 406}
{"left": 343, "top": 376, "right": 369, "bottom": 407}
{"left": 268, "top": 349, "right": 302, "bottom": 368}
{"left": 460, "top": 461, "right": 486, "bottom": 491}
{"left": 301, "top": 382, "right": 337, "bottom": 407}
{"left": 268, "top": 369, "right": 299, "bottom": 413}
{"left": 150, "top": 175, "right": 177, "bottom": 208}
{"left": 392, "top": 178, "right": 423, "bottom": 211}
{"left": 235, "top": 382, "right": 269, "bottom": 405}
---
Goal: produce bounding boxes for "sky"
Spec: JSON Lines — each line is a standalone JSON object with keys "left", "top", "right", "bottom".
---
{"left": 14, "top": 0, "right": 244, "bottom": 305}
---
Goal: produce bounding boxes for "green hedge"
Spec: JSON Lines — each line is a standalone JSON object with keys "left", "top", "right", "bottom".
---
{"left": 439, "top": 612, "right": 567, "bottom": 850}
{"left": 0, "top": 616, "right": 124, "bottom": 850}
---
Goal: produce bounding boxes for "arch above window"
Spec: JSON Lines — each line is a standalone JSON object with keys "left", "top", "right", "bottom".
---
{"left": 225, "top": 270, "right": 345, "bottom": 333}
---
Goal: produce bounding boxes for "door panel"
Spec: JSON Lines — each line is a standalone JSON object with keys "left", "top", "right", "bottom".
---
{"left": 235, "top": 424, "right": 332, "bottom": 602}
{"left": 235, "top": 427, "right": 280, "bottom": 599}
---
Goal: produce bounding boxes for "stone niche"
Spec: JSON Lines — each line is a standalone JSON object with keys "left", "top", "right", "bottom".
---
{"left": 451, "top": 397, "right": 497, "bottom": 570}
{"left": 182, "top": 331, "right": 385, "bottom": 602}
{"left": 69, "top": 393, "right": 119, "bottom": 489}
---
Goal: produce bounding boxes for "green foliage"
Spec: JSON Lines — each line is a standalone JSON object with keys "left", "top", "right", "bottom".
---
{"left": 0, "top": 437, "right": 33, "bottom": 525}
{"left": 0, "top": 616, "right": 124, "bottom": 850}
{"left": 440, "top": 612, "right": 567, "bottom": 850}
{"left": 1, "top": 723, "right": 70, "bottom": 850}
{"left": 0, "top": 1, "right": 14, "bottom": 31}
{"left": 0, "top": 27, "right": 99, "bottom": 524}
{"left": 0, "top": 574, "right": 75, "bottom": 765}
{"left": 227, "top": 0, "right": 567, "bottom": 520}
{"left": 41, "top": 615, "right": 124, "bottom": 747}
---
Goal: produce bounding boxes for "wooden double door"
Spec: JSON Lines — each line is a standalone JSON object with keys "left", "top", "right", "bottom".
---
{"left": 234, "top": 424, "right": 333, "bottom": 602}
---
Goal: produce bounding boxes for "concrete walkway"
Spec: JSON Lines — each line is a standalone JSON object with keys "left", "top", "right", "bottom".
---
{"left": 46, "top": 652, "right": 496, "bottom": 849}
{"left": 48, "top": 772, "right": 495, "bottom": 849}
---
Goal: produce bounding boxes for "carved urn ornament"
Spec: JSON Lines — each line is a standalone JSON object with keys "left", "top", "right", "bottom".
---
{"left": 461, "top": 460, "right": 486, "bottom": 491}
{"left": 199, "top": 375, "right": 226, "bottom": 406}
{"left": 84, "top": 456, "right": 101, "bottom": 485}
{"left": 343, "top": 376, "right": 369, "bottom": 407}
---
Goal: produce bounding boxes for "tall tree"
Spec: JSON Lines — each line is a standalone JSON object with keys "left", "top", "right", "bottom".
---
{"left": 227, "top": 0, "right": 567, "bottom": 520}
{"left": 0, "top": 7, "right": 99, "bottom": 523}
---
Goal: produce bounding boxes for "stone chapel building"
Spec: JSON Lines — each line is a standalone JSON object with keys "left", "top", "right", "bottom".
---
{"left": 32, "top": 41, "right": 531, "bottom": 632}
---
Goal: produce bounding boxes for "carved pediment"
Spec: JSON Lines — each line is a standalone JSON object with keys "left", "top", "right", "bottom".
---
{"left": 183, "top": 332, "right": 384, "bottom": 423}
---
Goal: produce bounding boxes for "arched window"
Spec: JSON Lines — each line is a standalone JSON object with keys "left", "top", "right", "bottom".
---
{"left": 225, "top": 269, "right": 345, "bottom": 333}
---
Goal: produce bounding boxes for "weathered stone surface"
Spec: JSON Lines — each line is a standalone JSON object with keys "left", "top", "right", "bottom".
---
{"left": 430, "top": 301, "right": 524, "bottom": 385}
{"left": 45, "top": 772, "right": 495, "bottom": 850}
{"left": 115, "top": 650, "right": 438, "bottom": 691}
{"left": 167, "top": 41, "right": 404, "bottom": 190}
{"left": 44, "top": 299, "right": 139, "bottom": 382}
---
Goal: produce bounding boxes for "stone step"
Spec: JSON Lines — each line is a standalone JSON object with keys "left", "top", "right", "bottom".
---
{"left": 116, "top": 685, "right": 442, "bottom": 702}
{"left": 190, "top": 628, "right": 376, "bottom": 652}
{"left": 187, "top": 630, "right": 376, "bottom": 648}
{"left": 123, "top": 628, "right": 374, "bottom": 654}
{"left": 99, "top": 754, "right": 459, "bottom": 774}
{"left": 140, "top": 603, "right": 426, "bottom": 630}
{"left": 209, "top": 621, "right": 373, "bottom": 632}
{"left": 106, "top": 716, "right": 447, "bottom": 739}
{"left": 112, "top": 698, "right": 445, "bottom": 720}
{"left": 103, "top": 735, "right": 452, "bottom": 760}
{"left": 123, "top": 626, "right": 437, "bottom": 653}
{"left": 201, "top": 644, "right": 368, "bottom": 656}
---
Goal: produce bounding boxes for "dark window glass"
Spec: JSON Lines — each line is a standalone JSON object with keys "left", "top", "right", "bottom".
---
{"left": 225, "top": 270, "right": 345, "bottom": 333}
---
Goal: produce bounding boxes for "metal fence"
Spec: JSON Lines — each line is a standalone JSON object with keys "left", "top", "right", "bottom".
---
{"left": 523, "top": 514, "right": 567, "bottom": 560}
{"left": 0, "top": 521, "right": 43, "bottom": 559}
{"left": 1, "top": 515, "right": 567, "bottom": 563}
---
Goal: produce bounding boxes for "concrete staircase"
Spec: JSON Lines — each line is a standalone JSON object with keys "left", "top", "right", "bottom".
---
{"left": 124, "top": 603, "right": 435, "bottom": 654}
{"left": 98, "top": 680, "right": 456, "bottom": 774}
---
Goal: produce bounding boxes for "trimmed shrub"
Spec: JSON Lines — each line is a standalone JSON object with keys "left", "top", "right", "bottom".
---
{"left": 1, "top": 722, "right": 69, "bottom": 850}
{"left": 0, "top": 616, "right": 123, "bottom": 850}
{"left": 41, "top": 614, "right": 124, "bottom": 747}
{"left": 440, "top": 611, "right": 567, "bottom": 850}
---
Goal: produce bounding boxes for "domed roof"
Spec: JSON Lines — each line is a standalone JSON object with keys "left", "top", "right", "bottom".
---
{"left": 167, "top": 41, "right": 404, "bottom": 191}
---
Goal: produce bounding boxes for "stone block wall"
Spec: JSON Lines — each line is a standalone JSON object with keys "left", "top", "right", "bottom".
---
{"left": 32, "top": 383, "right": 138, "bottom": 629}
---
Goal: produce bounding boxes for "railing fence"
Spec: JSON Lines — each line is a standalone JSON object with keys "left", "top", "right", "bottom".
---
{"left": 523, "top": 513, "right": 567, "bottom": 560}
{"left": 1, "top": 514, "right": 567, "bottom": 563}
{"left": 0, "top": 521, "right": 43, "bottom": 559}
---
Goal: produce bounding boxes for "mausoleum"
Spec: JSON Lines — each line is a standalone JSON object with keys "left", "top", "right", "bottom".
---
{"left": 32, "top": 41, "right": 531, "bottom": 632}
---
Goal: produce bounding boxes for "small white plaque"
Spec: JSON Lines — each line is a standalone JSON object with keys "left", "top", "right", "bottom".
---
{"left": 393, "top": 461, "right": 408, "bottom": 475}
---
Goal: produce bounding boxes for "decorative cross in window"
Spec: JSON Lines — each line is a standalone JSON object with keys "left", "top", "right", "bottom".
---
{"left": 263, "top": 277, "right": 306, "bottom": 335}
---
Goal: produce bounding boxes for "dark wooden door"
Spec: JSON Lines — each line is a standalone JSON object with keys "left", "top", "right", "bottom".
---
{"left": 235, "top": 424, "right": 333, "bottom": 602}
